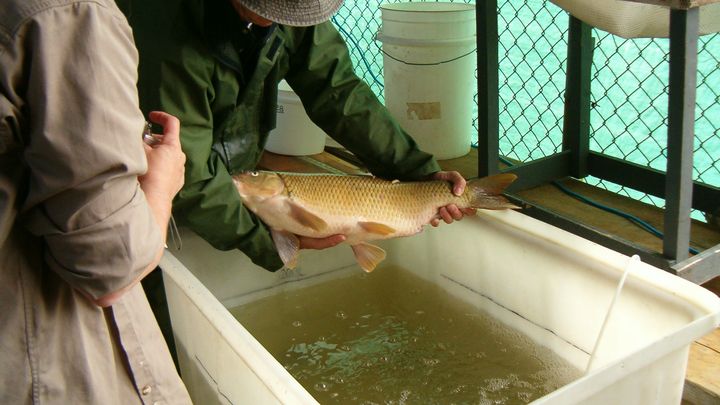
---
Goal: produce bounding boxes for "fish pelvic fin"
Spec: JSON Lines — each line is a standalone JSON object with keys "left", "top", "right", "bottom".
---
{"left": 351, "top": 243, "right": 386, "bottom": 273}
{"left": 270, "top": 229, "right": 300, "bottom": 269}
{"left": 358, "top": 221, "right": 396, "bottom": 236}
{"left": 466, "top": 173, "right": 520, "bottom": 210}
{"left": 287, "top": 201, "right": 328, "bottom": 232}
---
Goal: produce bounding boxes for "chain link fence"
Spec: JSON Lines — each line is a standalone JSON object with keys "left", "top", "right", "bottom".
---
{"left": 333, "top": 0, "right": 719, "bottom": 221}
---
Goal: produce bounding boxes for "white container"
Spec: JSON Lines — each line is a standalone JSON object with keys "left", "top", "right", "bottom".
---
{"left": 265, "top": 80, "right": 326, "bottom": 156}
{"left": 160, "top": 210, "right": 720, "bottom": 404}
{"left": 376, "top": 3, "right": 476, "bottom": 160}
{"left": 550, "top": 0, "right": 720, "bottom": 38}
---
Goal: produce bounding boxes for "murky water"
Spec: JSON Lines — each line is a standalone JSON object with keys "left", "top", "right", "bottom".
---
{"left": 229, "top": 266, "right": 580, "bottom": 404}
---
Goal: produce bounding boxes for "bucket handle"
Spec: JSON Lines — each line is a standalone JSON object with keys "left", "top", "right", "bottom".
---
{"left": 375, "top": 32, "right": 477, "bottom": 66}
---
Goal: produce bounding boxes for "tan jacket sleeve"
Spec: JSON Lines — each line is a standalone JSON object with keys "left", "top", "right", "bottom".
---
{"left": 0, "top": 2, "right": 163, "bottom": 299}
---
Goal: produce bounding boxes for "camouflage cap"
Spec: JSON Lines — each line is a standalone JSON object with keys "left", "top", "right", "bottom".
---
{"left": 233, "top": 0, "right": 344, "bottom": 27}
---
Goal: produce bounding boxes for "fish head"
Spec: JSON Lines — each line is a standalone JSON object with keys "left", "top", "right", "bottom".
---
{"left": 233, "top": 171, "right": 287, "bottom": 208}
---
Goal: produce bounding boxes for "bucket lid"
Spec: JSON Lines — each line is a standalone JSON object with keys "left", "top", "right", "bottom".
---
{"left": 379, "top": 3, "right": 475, "bottom": 13}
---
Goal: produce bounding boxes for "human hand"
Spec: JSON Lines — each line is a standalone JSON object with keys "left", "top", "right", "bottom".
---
{"left": 138, "top": 111, "right": 185, "bottom": 201}
{"left": 298, "top": 234, "right": 346, "bottom": 250}
{"left": 428, "top": 171, "right": 476, "bottom": 227}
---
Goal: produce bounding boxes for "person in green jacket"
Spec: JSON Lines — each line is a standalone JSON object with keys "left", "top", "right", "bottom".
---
{"left": 119, "top": 0, "right": 475, "bottom": 272}
{"left": 120, "top": 0, "right": 476, "bottom": 363}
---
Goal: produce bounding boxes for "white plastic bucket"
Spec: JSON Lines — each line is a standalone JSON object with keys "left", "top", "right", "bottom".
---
{"left": 265, "top": 80, "right": 326, "bottom": 156}
{"left": 377, "top": 2, "right": 476, "bottom": 160}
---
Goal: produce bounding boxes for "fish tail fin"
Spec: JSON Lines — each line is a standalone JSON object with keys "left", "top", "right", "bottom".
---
{"left": 466, "top": 173, "right": 520, "bottom": 210}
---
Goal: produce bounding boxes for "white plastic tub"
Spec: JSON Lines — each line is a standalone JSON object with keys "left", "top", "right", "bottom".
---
{"left": 160, "top": 210, "right": 720, "bottom": 404}
{"left": 265, "top": 80, "right": 326, "bottom": 156}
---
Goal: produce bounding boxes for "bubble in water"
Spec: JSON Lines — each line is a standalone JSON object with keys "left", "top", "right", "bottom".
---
{"left": 318, "top": 336, "right": 326, "bottom": 341}
{"left": 517, "top": 392, "right": 533, "bottom": 402}
{"left": 484, "top": 378, "right": 510, "bottom": 393}
{"left": 378, "top": 355, "right": 389, "bottom": 363}
{"left": 415, "top": 310, "right": 425, "bottom": 315}
{"left": 336, "top": 311, "right": 347, "bottom": 319}
{"left": 292, "top": 320, "right": 302, "bottom": 327}
{"left": 421, "top": 358, "right": 439, "bottom": 366}
{"left": 330, "top": 393, "right": 339, "bottom": 399}
{"left": 314, "top": 382, "right": 330, "bottom": 392}
{"left": 340, "top": 345, "right": 351, "bottom": 352}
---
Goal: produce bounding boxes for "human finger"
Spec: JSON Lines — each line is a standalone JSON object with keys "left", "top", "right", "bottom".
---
{"left": 430, "top": 171, "right": 466, "bottom": 196}
{"left": 445, "top": 204, "right": 464, "bottom": 221}
{"left": 438, "top": 206, "right": 453, "bottom": 224}
{"left": 148, "top": 111, "right": 181, "bottom": 146}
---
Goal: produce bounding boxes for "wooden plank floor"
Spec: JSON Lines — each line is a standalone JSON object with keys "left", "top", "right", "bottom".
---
{"left": 259, "top": 149, "right": 720, "bottom": 403}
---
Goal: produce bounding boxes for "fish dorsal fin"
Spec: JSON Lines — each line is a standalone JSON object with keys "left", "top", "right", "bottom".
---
{"left": 286, "top": 201, "right": 327, "bottom": 232}
{"left": 351, "top": 243, "right": 386, "bottom": 273}
{"left": 358, "top": 221, "right": 396, "bottom": 236}
{"left": 270, "top": 229, "right": 300, "bottom": 269}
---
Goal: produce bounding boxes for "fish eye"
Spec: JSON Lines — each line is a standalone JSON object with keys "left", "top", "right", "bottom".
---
{"left": 250, "top": 171, "right": 258, "bottom": 177}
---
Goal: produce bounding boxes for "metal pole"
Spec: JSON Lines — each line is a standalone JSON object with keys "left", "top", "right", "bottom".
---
{"left": 664, "top": 8, "right": 699, "bottom": 261}
{"left": 562, "top": 16, "right": 592, "bottom": 179}
{"left": 477, "top": 0, "right": 499, "bottom": 177}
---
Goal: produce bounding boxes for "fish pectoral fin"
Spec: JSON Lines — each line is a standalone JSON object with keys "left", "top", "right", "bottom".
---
{"left": 351, "top": 243, "right": 386, "bottom": 273}
{"left": 287, "top": 201, "right": 327, "bottom": 232}
{"left": 358, "top": 221, "right": 396, "bottom": 236}
{"left": 270, "top": 229, "right": 300, "bottom": 269}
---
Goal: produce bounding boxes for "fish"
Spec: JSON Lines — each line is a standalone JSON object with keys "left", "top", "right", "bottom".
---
{"left": 233, "top": 171, "right": 519, "bottom": 272}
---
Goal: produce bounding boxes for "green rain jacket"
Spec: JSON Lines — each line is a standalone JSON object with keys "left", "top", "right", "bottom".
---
{"left": 120, "top": 0, "right": 441, "bottom": 271}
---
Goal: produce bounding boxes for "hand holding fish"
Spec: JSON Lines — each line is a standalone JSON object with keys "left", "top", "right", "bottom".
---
{"left": 233, "top": 171, "right": 519, "bottom": 273}
{"left": 427, "top": 171, "right": 477, "bottom": 227}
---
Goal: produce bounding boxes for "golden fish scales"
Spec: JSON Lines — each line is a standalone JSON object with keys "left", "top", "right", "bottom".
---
{"left": 278, "top": 173, "right": 467, "bottom": 223}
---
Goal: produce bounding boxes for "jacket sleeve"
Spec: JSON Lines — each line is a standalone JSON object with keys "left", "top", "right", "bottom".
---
{"left": 282, "top": 23, "right": 441, "bottom": 181}
{"left": 4, "top": 3, "right": 164, "bottom": 299}
{"left": 134, "top": 37, "right": 284, "bottom": 271}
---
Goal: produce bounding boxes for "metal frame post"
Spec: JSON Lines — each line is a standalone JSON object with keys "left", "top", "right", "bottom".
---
{"left": 477, "top": 0, "right": 500, "bottom": 177}
{"left": 562, "top": 16, "right": 593, "bottom": 179}
{"left": 664, "top": 8, "right": 699, "bottom": 261}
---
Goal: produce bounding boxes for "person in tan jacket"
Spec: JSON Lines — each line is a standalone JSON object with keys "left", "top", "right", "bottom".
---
{"left": 0, "top": 0, "right": 191, "bottom": 403}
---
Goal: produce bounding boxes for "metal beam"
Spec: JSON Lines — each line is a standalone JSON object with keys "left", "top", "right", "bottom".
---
{"left": 672, "top": 243, "right": 720, "bottom": 285}
{"left": 664, "top": 8, "right": 699, "bottom": 261}
{"left": 588, "top": 152, "right": 720, "bottom": 214}
{"left": 476, "top": 0, "right": 499, "bottom": 177}
{"left": 507, "top": 194, "right": 672, "bottom": 270}
{"left": 502, "top": 151, "right": 572, "bottom": 192}
{"left": 562, "top": 16, "right": 593, "bottom": 178}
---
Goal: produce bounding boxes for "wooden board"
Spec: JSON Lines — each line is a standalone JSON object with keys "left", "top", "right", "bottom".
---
{"left": 684, "top": 328, "right": 720, "bottom": 404}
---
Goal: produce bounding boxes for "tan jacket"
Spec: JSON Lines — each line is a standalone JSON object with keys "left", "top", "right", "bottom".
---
{"left": 0, "top": 0, "right": 191, "bottom": 403}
